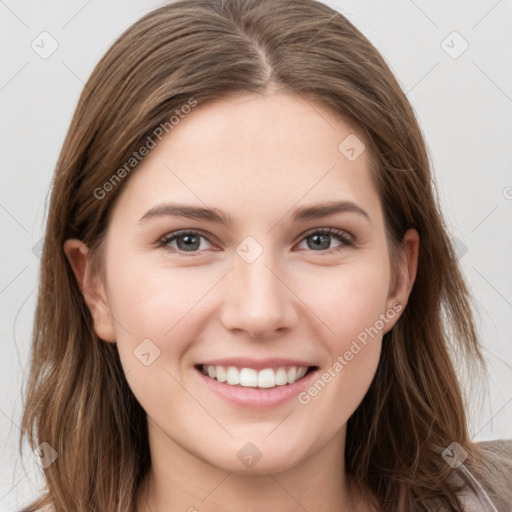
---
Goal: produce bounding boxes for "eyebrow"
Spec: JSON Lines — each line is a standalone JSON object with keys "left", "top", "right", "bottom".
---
{"left": 138, "top": 200, "right": 370, "bottom": 226}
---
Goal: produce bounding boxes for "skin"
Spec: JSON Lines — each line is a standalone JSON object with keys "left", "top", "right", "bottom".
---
{"left": 65, "top": 92, "right": 419, "bottom": 512}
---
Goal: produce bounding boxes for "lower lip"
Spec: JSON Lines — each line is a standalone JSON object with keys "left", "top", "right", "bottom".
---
{"left": 195, "top": 367, "right": 319, "bottom": 408}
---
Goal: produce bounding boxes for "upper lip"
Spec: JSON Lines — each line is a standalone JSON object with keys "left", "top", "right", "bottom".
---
{"left": 196, "top": 358, "right": 317, "bottom": 371}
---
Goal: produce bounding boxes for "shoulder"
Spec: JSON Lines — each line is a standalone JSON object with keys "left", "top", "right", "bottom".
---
{"left": 476, "top": 438, "right": 512, "bottom": 488}
{"left": 476, "top": 438, "right": 512, "bottom": 465}
{"left": 462, "top": 439, "right": 512, "bottom": 512}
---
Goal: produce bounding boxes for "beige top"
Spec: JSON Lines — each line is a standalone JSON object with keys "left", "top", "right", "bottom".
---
{"left": 455, "top": 439, "right": 512, "bottom": 512}
{"left": 457, "top": 487, "right": 498, "bottom": 512}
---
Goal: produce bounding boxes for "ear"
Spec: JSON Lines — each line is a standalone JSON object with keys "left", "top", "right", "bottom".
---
{"left": 63, "top": 239, "right": 116, "bottom": 342}
{"left": 383, "top": 228, "right": 419, "bottom": 333}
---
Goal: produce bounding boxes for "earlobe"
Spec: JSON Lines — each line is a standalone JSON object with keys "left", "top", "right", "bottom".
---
{"left": 63, "top": 239, "right": 117, "bottom": 342}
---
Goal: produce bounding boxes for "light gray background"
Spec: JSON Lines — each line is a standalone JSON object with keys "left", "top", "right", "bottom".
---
{"left": 1, "top": 0, "right": 511, "bottom": 510}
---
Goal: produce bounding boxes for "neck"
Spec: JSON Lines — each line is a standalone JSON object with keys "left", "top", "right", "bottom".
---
{"left": 136, "top": 420, "right": 367, "bottom": 512}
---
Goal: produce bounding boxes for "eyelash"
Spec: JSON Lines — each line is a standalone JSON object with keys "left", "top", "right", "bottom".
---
{"left": 157, "top": 228, "right": 354, "bottom": 256}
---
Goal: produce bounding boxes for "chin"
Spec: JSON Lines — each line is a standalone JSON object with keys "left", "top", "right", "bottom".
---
{"left": 209, "top": 439, "right": 307, "bottom": 475}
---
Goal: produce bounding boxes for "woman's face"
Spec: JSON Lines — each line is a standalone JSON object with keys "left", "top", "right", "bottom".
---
{"left": 74, "top": 92, "right": 417, "bottom": 475}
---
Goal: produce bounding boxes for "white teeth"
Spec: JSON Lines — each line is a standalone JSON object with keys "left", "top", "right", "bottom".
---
{"left": 215, "top": 365, "right": 227, "bottom": 383}
{"left": 297, "top": 367, "right": 308, "bottom": 379}
{"left": 275, "top": 367, "right": 288, "bottom": 385}
{"left": 201, "top": 365, "right": 311, "bottom": 388}
{"left": 226, "top": 366, "right": 240, "bottom": 385}
{"left": 239, "top": 368, "right": 258, "bottom": 387}
{"left": 258, "top": 368, "right": 275, "bottom": 388}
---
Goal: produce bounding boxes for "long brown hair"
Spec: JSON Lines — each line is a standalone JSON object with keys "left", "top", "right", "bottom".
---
{"left": 20, "top": 0, "right": 508, "bottom": 510}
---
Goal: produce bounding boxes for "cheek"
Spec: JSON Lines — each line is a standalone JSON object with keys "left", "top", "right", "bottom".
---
{"left": 102, "top": 257, "right": 213, "bottom": 413}
{"left": 106, "top": 245, "right": 392, "bottom": 353}
{"left": 104, "top": 255, "right": 218, "bottom": 352}
{"left": 293, "top": 257, "right": 389, "bottom": 406}
{"left": 294, "top": 256, "right": 391, "bottom": 344}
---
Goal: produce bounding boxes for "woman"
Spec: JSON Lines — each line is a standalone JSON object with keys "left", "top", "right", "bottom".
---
{"left": 20, "top": 0, "right": 512, "bottom": 510}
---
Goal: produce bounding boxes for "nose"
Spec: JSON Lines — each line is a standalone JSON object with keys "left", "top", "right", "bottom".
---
{"left": 218, "top": 247, "right": 298, "bottom": 338}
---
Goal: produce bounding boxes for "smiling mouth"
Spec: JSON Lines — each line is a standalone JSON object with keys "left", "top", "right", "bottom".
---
{"left": 195, "top": 364, "right": 318, "bottom": 389}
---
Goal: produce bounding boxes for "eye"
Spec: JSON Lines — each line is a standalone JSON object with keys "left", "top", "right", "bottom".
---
{"left": 158, "top": 227, "right": 353, "bottom": 256}
{"left": 158, "top": 230, "right": 214, "bottom": 254}
{"left": 296, "top": 228, "right": 353, "bottom": 252}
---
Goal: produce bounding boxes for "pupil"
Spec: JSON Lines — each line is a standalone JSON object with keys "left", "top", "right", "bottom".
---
{"left": 309, "top": 234, "right": 329, "bottom": 250}
{"left": 178, "top": 235, "right": 199, "bottom": 251}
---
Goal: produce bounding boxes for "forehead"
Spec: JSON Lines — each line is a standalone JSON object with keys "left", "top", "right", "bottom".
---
{"left": 109, "top": 92, "right": 381, "bottom": 226}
